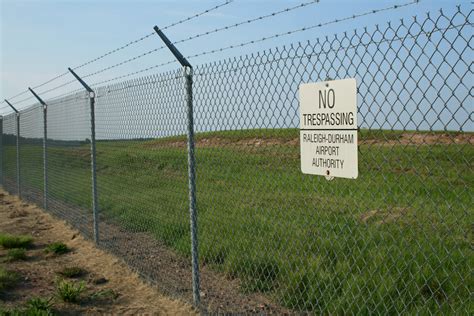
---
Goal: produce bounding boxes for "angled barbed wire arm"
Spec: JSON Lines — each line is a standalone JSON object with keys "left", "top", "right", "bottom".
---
{"left": 4, "top": 99, "right": 21, "bottom": 198}
{"left": 67, "top": 68, "right": 99, "bottom": 244}
{"left": 154, "top": 25, "right": 200, "bottom": 307}
{"left": 28, "top": 88, "right": 49, "bottom": 211}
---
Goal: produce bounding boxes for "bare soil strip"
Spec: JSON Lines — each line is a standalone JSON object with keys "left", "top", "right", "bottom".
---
{"left": 0, "top": 190, "right": 197, "bottom": 315}
{"left": 143, "top": 132, "right": 473, "bottom": 149}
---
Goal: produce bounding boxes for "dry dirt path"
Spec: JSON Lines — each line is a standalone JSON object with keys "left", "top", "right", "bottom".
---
{"left": 0, "top": 190, "right": 197, "bottom": 315}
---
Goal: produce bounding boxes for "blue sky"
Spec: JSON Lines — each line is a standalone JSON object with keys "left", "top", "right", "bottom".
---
{"left": 0, "top": 0, "right": 470, "bottom": 114}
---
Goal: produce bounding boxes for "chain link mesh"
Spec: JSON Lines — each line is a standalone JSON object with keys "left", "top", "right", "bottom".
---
{"left": 18, "top": 104, "right": 44, "bottom": 206}
{"left": 192, "top": 6, "right": 472, "bottom": 314}
{"left": 45, "top": 92, "right": 93, "bottom": 237}
{"left": 93, "top": 70, "right": 193, "bottom": 297}
{"left": 1, "top": 5, "right": 472, "bottom": 314}
{"left": 2, "top": 113, "right": 18, "bottom": 195}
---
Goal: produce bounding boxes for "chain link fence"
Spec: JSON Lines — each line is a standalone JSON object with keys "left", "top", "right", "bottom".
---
{"left": 1, "top": 5, "right": 472, "bottom": 314}
{"left": 18, "top": 104, "right": 43, "bottom": 206}
{"left": 1, "top": 113, "right": 18, "bottom": 196}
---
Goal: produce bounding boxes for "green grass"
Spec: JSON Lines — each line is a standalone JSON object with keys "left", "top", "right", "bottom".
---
{"left": 25, "top": 297, "right": 54, "bottom": 315}
{"left": 89, "top": 289, "right": 119, "bottom": 302}
{"left": 0, "top": 234, "right": 33, "bottom": 249}
{"left": 0, "top": 297, "right": 55, "bottom": 316}
{"left": 57, "top": 266, "right": 87, "bottom": 278}
{"left": 5, "top": 248, "right": 27, "bottom": 262}
{"left": 0, "top": 266, "right": 20, "bottom": 294}
{"left": 45, "top": 242, "right": 69, "bottom": 255}
{"left": 55, "top": 279, "right": 85, "bottom": 303}
{"left": 6, "top": 129, "right": 473, "bottom": 314}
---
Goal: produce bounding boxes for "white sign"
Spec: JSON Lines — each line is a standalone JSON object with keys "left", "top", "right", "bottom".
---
{"left": 299, "top": 78, "right": 358, "bottom": 179}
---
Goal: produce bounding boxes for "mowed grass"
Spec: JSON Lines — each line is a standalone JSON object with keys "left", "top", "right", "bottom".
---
{"left": 4, "top": 129, "right": 472, "bottom": 314}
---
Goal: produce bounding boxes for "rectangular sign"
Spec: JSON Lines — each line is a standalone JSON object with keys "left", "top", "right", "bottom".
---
{"left": 299, "top": 78, "right": 358, "bottom": 179}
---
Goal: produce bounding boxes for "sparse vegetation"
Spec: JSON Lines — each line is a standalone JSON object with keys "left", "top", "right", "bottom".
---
{"left": 45, "top": 242, "right": 69, "bottom": 255}
{"left": 0, "top": 233, "right": 33, "bottom": 249}
{"left": 55, "top": 279, "right": 85, "bottom": 303}
{"left": 0, "top": 297, "right": 54, "bottom": 316}
{"left": 0, "top": 266, "right": 20, "bottom": 294}
{"left": 0, "top": 307, "right": 22, "bottom": 316}
{"left": 5, "top": 248, "right": 27, "bottom": 262}
{"left": 26, "top": 297, "right": 54, "bottom": 314}
{"left": 57, "top": 266, "right": 87, "bottom": 278}
{"left": 89, "top": 288, "right": 119, "bottom": 302}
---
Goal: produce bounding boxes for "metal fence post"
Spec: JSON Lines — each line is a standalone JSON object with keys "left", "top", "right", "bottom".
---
{"left": 66, "top": 69, "right": 99, "bottom": 244}
{"left": 184, "top": 67, "right": 200, "bottom": 307}
{"left": 4, "top": 100, "right": 20, "bottom": 197}
{"left": 89, "top": 95, "right": 99, "bottom": 243}
{"left": 153, "top": 25, "right": 200, "bottom": 306}
{"left": 16, "top": 113, "right": 20, "bottom": 198}
{"left": 43, "top": 104, "right": 48, "bottom": 210}
{"left": 28, "top": 88, "right": 48, "bottom": 210}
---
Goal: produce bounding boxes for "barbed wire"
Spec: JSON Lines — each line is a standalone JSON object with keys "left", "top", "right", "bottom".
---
{"left": 194, "top": 21, "right": 469, "bottom": 77}
{"left": 98, "top": 74, "right": 181, "bottom": 97}
{"left": 76, "top": 0, "right": 323, "bottom": 81}
{"left": 91, "top": 60, "right": 177, "bottom": 87}
{"left": 38, "top": 79, "right": 78, "bottom": 97}
{"left": 173, "top": 0, "right": 322, "bottom": 48}
{"left": 88, "top": 10, "right": 469, "bottom": 97}
{"left": 81, "top": 47, "right": 167, "bottom": 80}
{"left": 9, "top": 95, "right": 35, "bottom": 107}
{"left": 186, "top": 0, "right": 420, "bottom": 61}
{"left": 1, "top": 0, "right": 235, "bottom": 104}
{"left": 4, "top": 90, "right": 30, "bottom": 101}
{"left": 31, "top": 71, "right": 71, "bottom": 90}
{"left": 160, "top": 0, "right": 235, "bottom": 32}
{"left": 70, "top": 0, "right": 419, "bottom": 90}
{"left": 72, "top": 0, "right": 234, "bottom": 72}
{"left": 1, "top": 0, "right": 421, "bottom": 112}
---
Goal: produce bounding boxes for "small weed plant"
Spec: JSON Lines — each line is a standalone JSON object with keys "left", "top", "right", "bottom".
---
{"left": 89, "top": 288, "right": 119, "bottom": 302}
{"left": 0, "top": 233, "right": 33, "bottom": 249}
{"left": 57, "top": 266, "right": 86, "bottom": 278}
{"left": 56, "top": 279, "right": 85, "bottom": 303}
{"left": 26, "top": 297, "right": 54, "bottom": 313}
{"left": 0, "top": 266, "right": 20, "bottom": 294}
{"left": 45, "top": 242, "right": 69, "bottom": 255}
{"left": 0, "top": 297, "right": 54, "bottom": 315}
{"left": 5, "top": 248, "right": 27, "bottom": 262}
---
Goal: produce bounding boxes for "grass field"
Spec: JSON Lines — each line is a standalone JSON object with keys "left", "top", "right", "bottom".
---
{"left": 3, "top": 129, "right": 473, "bottom": 314}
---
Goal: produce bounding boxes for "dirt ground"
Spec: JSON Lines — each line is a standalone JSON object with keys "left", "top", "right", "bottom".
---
{"left": 145, "top": 132, "right": 473, "bottom": 149}
{"left": 0, "top": 190, "right": 197, "bottom": 315}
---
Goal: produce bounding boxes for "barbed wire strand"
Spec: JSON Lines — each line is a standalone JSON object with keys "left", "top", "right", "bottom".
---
{"left": 186, "top": 0, "right": 420, "bottom": 60}
{"left": 75, "top": 0, "right": 420, "bottom": 90}
{"left": 77, "top": 0, "right": 323, "bottom": 80}
{"left": 94, "top": 9, "right": 467, "bottom": 96}
{"left": 194, "top": 22, "right": 470, "bottom": 77}
{"left": 2, "top": 0, "right": 420, "bottom": 112}
{"left": 72, "top": 0, "right": 235, "bottom": 71}
{"left": 1, "top": 0, "right": 235, "bottom": 104}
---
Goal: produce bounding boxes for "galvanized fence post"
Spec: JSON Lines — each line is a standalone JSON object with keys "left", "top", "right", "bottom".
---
{"left": 185, "top": 66, "right": 200, "bottom": 306}
{"left": 66, "top": 69, "right": 99, "bottom": 244}
{"left": 28, "top": 88, "right": 48, "bottom": 210}
{"left": 43, "top": 104, "right": 48, "bottom": 210}
{"left": 89, "top": 95, "right": 99, "bottom": 244}
{"left": 16, "top": 112, "right": 20, "bottom": 198}
{"left": 153, "top": 26, "right": 201, "bottom": 306}
{"left": 4, "top": 100, "right": 20, "bottom": 197}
